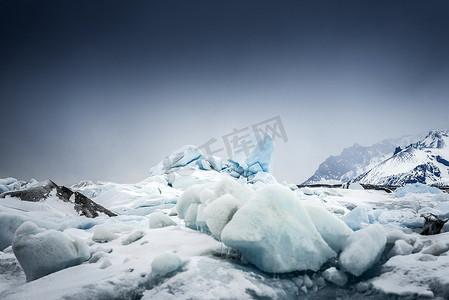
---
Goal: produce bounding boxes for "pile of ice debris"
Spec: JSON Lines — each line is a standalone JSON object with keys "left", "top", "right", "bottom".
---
{"left": 2, "top": 141, "right": 449, "bottom": 299}
{"left": 0, "top": 177, "right": 38, "bottom": 194}
{"left": 149, "top": 133, "right": 277, "bottom": 185}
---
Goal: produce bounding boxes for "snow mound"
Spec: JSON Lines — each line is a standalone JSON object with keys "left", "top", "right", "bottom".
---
{"left": 92, "top": 226, "right": 117, "bottom": 243}
{"left": 395, "top": 183, "right": 442, "bottom": 198}
{"left": 339, "top": 224, "right": 386, "bottom": 276}
{"left": 12, "top": 221, "right": 90, "bottom": 281}
{"left": 148, "top": 212, "right": 176, "bottom": 229}
{"left": 151, "top": 253, "right": 183, "bottom": 276}
{"left": 221, "top": 184, "right": 336, "bottom": 273}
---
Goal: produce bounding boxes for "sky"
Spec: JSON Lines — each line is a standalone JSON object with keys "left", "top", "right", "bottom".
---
{"left": 1, "top": 0, "right": 449, "bottom": 186}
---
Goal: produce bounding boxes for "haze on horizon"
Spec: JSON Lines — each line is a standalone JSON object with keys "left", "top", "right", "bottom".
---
{"left": 1, "top": 0, "right": 449, "bottom": 186}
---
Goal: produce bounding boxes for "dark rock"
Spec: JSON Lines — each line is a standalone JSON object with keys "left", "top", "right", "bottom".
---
{"left": 0, "top": 180, "right": 117, "bottom": 218}
{"left": 420, "top": 213, "right": 448, "bottom": 235}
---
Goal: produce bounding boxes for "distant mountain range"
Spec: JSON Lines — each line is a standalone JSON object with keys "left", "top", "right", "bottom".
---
{"left": 355, "top": 130, "right": 449, "bottom": 186}
{"left": 303, "top": 135, "right": 421, "bottom": 185}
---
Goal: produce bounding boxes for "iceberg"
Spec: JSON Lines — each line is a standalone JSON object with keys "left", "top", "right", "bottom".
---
{"left": 245, "top": 134, "right": 274, "bottom": 174}
{"left": 12, "top": 222, "right": 90, "bottom": 281}
{"left": 339, "top": 224, "right": 386, "bottom": 276}
{"left": 221, "top": 184, "right": 336, "bottom": 273}
{"left": 150, "top": 145, "right": 203, "bottom": 176}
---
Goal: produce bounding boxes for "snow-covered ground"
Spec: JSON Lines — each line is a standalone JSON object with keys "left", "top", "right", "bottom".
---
{"left": 2, "top": 143, "right": 449, "bottom": 299}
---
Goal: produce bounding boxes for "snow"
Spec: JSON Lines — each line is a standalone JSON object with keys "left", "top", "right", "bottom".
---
{"left": 221, "top": 184, "right": 336, "bottom": 273}
{"left": 339, "top": 224, "right": 386, "bottom": 276}
{"left": 148, "top": 212, "right": 176, "bottom": 229}
{"left": 12, "top": 221, "right": 90, "bottom": 281}
{"left": 150, "top": 253, "right": 183, "bottom": 276}
{"left": 4, "top": 139, "right": 449, "bottom": 298}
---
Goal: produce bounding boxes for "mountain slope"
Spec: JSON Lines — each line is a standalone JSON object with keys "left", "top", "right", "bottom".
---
{"left": 355, "top": 130, "right": 449, "bottom": 186}
{"left": 303, "top": 135, "right": 421, "bottom": 185}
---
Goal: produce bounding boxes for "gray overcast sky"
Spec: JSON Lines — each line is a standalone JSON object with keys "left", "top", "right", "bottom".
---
{"left": 1, "top": 0, "right": 449, "bottom": 185}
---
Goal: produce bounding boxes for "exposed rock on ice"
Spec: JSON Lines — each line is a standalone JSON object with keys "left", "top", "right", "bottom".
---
{"left": 340, "top": 224, "right": 386, "bottom": 276}
{"left": 12, "top": 222, "right": 90, "bottom": 281}
{"left": 0, "top": 180, "right": 116, "bottom": 217}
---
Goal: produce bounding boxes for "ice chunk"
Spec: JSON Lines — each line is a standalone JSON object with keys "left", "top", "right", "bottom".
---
{"left": 388, "top": 240, "right": 414, "bottom": 258}
{"left": 221, "top": 184, "right": 336, "bottom": 273}
{"left": 176, "top": 183, "right": 207, "bottom": 219}
{"left": 0, "top": 177, "right": 21, "bottom": 194}
{"left": 340, "top": 224, "right": 386, "bottom": 276}
{"left": 305, "top": 205, "right": 353, "bottom": 252}
{"left": 386, "top": 230, "right": 416, "bottom": 245}
{"left": 245, "top": 134, "right": 275, "bottom": 174}
{"left": 12, "top": 221, "right": 90, "bottom": 281}
{"left": 176, "top": 178, "right": 252, "bottom": 231}
{"left": 0, "top": 212, "right": 59, "bottom": 250}
{"left": 342, "top": 207, "right": 370, "bottom": 231}
{"left": 184, "top": 203, "right": 199, "bottom": 230}
{"left": 92, "top": 226, "right": 117, "bottom": 243}
{"left": 151, "top": 253, "right": 182, "bottom": 276}
{"left": 322, "top": 267, "right": 348, "bottom": 287}
{"left": 100, "top": 258, "right": 112, "bottom": 269}
{"left": 122, "top": 231, "right": 145, "bottom": 245}
{"left": 150, "top": 145, "right": 203, "bottom": 176}
{"left": 204, "top": 194, "right": 241, "bottom": 239}
{"left": 348, "top": 183, "right": 364, "bottom": 190}
{"left": 395, "top": 183, "right": 441, "bottom": 198}
{"left": 148, "top": 212, "right": 176, "bottom": 229}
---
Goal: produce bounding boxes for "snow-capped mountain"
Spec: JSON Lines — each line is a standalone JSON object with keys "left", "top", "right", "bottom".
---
{"left": 355, "top": 130, "right": 449, "bottom": 186}
{"left": 303, "top": 135, "right": 421, "bottom": 185}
